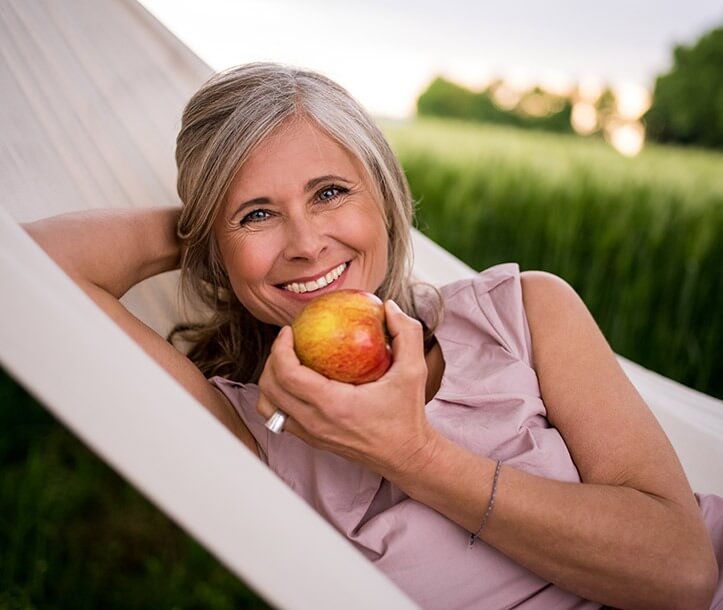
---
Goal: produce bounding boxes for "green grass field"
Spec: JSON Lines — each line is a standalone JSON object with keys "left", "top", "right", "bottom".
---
{"left": 383, "top": 117, "right": 723, "bottom": 400}
{"left": 2, "top": 117, "right": 722, "bottom": 608}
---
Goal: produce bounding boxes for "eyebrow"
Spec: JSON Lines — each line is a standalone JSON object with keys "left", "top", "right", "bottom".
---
{"left": 228, "top": 174, "right": 353, "bottom": 220}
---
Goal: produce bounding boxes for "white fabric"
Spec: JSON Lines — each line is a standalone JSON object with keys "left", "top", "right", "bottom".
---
{"left": 0, "top": 205, "right": 419, "bottom": 610}
{"left": 1, "top": 4, "right": 721, "bottom": 608}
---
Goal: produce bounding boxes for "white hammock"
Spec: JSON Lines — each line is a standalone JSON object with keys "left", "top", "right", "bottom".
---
{"left": 1, "top": 2, "right": 721, "bottom": 609}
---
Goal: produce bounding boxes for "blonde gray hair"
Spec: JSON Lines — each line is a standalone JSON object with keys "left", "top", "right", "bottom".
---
{"left": 171, "top": 62, "right": 421, "bottom": 382}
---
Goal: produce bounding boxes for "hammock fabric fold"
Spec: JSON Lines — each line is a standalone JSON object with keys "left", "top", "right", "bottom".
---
{"left": 1, "top": 2, "right": 721, "bottom": 609}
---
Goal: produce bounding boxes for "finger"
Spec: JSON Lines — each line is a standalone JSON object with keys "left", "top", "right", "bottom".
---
{"left": 255, "top": 388, "right": 281, "bottom": 421}
{"left": 384, "top": 299, "right": 425, "bottom": 368}
{"left": 257, "top": 375, "right": 327, "bottom": 445}
{"left": 270, "top": 325, "right": 300, "bottom": 364}
{"left": 270, "top": 325, "right": 314, "bottom": 385}
{"left": 271, "top": 325, "right": 341, "bottom": 403}
{"left": 258, "top": 361, "right": 316, "bottom": 422}
{"left": 256, "top": 393, "right": 306, "bottom": 440}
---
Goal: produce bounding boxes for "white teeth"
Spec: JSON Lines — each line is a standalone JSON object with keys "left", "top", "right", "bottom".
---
{"left": 282, "top": 262, "right": 347, "bottom": 294}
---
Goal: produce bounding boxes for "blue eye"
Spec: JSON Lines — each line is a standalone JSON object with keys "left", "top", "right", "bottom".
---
{"left": 318, "top": 185, "right": 348, "bottom": 202}
{"left": 240, "top": 209, "right": 271, "bottom": 225}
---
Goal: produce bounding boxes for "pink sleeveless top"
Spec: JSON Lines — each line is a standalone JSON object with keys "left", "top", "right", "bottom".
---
{"left": 211, "top": 263, "right": 723, "bottom": 609}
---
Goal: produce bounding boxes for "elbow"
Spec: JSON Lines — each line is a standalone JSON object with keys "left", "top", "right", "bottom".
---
{"left": 22, "top": 220, "right": 58, "bottom": 261}
{"left": 667, "top": 554, "right": 718, "bottom": 610}
{"left": 690, "top": 560, "right": 718, "bottom": 610}
{"left": 21, "top": 221, "right": 41, "bottom": 244}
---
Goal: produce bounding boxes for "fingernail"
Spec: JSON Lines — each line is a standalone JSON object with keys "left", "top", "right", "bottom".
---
{"left": 386, "top": 299, "right": 402, "bottom": 313}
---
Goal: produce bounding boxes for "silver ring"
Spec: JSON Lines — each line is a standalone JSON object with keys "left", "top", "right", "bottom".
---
{"left": 264, "top": 409, "right": 288, "bottom": 434}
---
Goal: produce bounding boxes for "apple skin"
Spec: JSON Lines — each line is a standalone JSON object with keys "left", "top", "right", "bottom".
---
{"left": 291, "top": 289, "right": 392, "bottom": 384}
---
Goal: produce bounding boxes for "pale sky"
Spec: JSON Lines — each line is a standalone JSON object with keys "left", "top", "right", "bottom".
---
{"left": 139, "top": 0, "right": 723, "bottom": 119}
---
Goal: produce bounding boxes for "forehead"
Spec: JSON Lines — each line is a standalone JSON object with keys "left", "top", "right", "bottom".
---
{"left": 227, "top": 119, "right": 369, "bottom": 198}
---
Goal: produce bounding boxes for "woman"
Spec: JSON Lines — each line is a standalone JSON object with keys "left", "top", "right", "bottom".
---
{"left": 24, "top": 63, "right": 722, "bottom": 609}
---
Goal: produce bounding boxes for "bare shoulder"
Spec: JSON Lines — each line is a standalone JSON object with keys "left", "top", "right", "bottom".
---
{"left": 520, "top": 269, "right": 570, "bottom": 291}
{"left": 520, "top": 270, "right": 612, "bottom": 364}
{"left": 519, "top": 270, "right": 696, "bottom": 506}
{"left": 519, "top": 270, "right": 599, "bottom": 361}
{"left": 519, "top": 270, "right": 607, "bottom": 402}
{"left": 520, "top": 270, "right": 586, "bottom": 326}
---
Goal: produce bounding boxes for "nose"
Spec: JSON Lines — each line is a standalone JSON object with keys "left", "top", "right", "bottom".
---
{"left": 282, "top": 213, "right": 328, "bottom": 262}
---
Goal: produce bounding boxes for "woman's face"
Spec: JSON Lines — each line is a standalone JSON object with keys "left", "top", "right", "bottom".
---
{"left": 214, "top": 119, "right": 389, "bottom": 326}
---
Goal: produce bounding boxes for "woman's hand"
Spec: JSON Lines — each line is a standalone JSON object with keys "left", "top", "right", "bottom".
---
{"left": 256, "top": 300, "right": 440, "bottom": 477}
{"left": 259, "top": 276, "right": 718, "bottom": 609}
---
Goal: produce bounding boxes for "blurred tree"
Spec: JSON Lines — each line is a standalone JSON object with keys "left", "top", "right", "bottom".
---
{"left": 515, "top": 86, "right": 573, "bottom": 133}
{"left": 595, "top": 87, "right": 618, "bottom": 126}
{"left": 416, "top": 77, "right": 573, "bottom": 133}
{"left": 416, "top": 77, "right": 501, "bottom": 123}
{"left": 644, "top": 26, "right": 723, "bottom": 148}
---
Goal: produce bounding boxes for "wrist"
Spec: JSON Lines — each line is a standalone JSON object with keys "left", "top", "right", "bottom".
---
{"left": 381, "top": 424, "right": 443, "bottom": 488}
{"left": 382, "top": 435, "right": 501, "bottom": 536}
{"left": 139, "top": 207, "right": 183, "bottom": 278}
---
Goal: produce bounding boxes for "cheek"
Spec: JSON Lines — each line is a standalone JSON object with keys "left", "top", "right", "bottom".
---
{"left": 369, "top": 210, "right": 390, "bottom": 260}
{"left": 220, "top": 235, "right": 275, "bottom": 294}
{"left": 354, "top": 207, "right": 389, "bottom": 283}
{"left": 375, "top": 230, "right": 390, "bottom": 282}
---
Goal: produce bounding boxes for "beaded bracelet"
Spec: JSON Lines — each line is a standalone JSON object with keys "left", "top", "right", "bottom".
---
{"left": 469, "top": 460, "right": 503, "bottom": 547}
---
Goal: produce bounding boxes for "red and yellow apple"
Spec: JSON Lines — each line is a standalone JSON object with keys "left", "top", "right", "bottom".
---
{"left": 291, "top": 289, "right": 392, "bottom": 384}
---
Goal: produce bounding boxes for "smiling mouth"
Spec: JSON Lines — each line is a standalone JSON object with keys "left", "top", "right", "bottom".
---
{"left": 280, "top": 262, "right": 348, "bottom": 294}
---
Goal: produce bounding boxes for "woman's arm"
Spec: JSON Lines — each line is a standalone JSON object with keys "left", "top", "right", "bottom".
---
{"left": 397, "top": 273, "right": 717, "bottom": 609}
{"left": 256, "top": 279, "right": 718, "bottom": 610}
{"left": 23, "top": 208, "right": 258, "bottom": 454}
{"left": 23, "top": 207, "right": 181, "bottom": 298}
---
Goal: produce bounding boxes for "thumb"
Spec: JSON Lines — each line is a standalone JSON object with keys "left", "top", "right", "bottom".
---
{"left": 384, "top": 299, "right": 425, "bottom": 366}
{"left": 271, "top": 325, "right": 299, "bottom": 362}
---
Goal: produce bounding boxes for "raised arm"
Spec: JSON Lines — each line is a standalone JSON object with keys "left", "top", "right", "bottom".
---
{"left": 23, "top": 208, "right": 257, "bottom": 454}
{"left": 23, "top": 207, "right": 181, "bottom": 298}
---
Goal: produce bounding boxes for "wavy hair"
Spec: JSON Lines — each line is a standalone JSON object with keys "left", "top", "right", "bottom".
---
{"left": 170, "top": 62, "right": 434, "bottom": 383}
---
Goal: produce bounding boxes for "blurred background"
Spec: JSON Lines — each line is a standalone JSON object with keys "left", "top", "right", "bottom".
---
{"left": 141, "top": 0, "right": 723, "bottom": 154}
{"left": 2, "top": 1, "right": 722, "bottom": 608}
